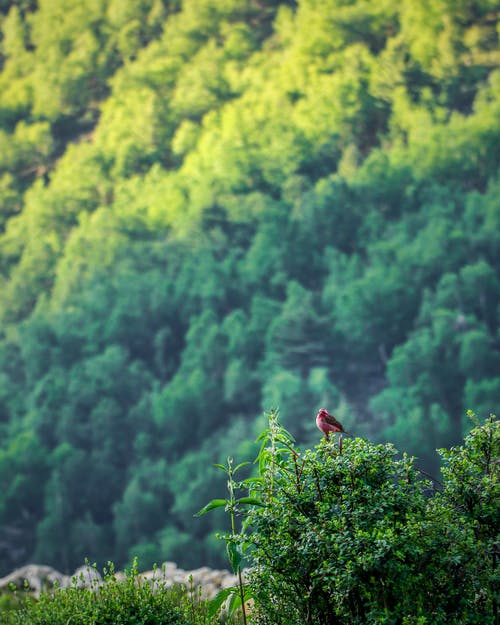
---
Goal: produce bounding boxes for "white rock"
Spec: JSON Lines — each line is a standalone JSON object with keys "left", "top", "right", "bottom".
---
{"left": 72, "top": 564, "right": 103, "bottom": 589}
{"left": 0, "top": 562, "right": 242, "bottom": 600}
{"left": 0, "top": 564, "right": 70, "bottom": 598}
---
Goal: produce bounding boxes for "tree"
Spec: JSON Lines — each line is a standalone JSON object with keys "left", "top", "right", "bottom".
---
{"left": 240, "top": 412, "right": 499, "bottom": 625}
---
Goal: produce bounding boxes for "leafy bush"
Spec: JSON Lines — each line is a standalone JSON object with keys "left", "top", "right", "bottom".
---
{"left": 5, "top": 561, "right": 209, "bottom": 625}
{"left": 217, "top": 410, "right": 499, "bottom": 625}
{"left": 0, "top": 589, "right": 29, "bottom": 625}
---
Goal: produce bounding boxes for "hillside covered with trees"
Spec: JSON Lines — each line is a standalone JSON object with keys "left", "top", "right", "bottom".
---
{"left": 0, "top": 0, "right": 499, "bottom": 576}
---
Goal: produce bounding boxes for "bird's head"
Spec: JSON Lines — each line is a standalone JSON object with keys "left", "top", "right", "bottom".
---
{"left": 317, "top": 408, "right": 329, "bottom": 419}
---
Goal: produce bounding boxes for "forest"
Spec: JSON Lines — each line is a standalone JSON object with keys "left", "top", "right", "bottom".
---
{"left": 0, "top": 0, "right": 498, "bottom": 576}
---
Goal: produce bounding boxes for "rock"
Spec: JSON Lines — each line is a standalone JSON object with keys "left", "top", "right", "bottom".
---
{"left": 162, "top": 561, "right": 178, "bottom": 575}
{"left": 0, "top": 564, "right": 71, "bottom": 598}
{"left": 0, "top": 562, "right": 241, "bottom": 600}
{"left": 137, "top": 562, "right": 239, "bottom": 598}
{"left": 72, "top": 564, "right": 102, "bottom": 589}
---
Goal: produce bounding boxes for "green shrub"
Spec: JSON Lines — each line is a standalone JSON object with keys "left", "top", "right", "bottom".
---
{"left": 232, "top": 411, "right": 498, "bottom": 625}
{"left": 1, "top": 562, "right": 240, "bottom": 625}
{"left": 0, "top": 588, "right": 29, "bottom": 625}
{"left": 8, "top": 562, "right": 191, "bottom": 625}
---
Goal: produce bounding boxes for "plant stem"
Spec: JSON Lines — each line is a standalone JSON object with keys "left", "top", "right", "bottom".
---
{"left": 228, "top": 458, "right": 248, "bottom": 625}
{"left": 237, "top": 567, "right": 248, "bottom": 625}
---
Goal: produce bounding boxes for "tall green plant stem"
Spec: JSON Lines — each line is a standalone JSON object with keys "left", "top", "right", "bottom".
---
{"left": 226, "top": 459, "right": 248, "bottom": 625}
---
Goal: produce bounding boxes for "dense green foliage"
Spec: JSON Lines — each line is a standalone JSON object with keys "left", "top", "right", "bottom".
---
{"left": 237, "top": 411, "right": 499, "bottom": 624}
{"left": 1, "top": 560, "right": 229, "bottom": 625}
{"left": 0, "top": 0, "right": 499, "bottom": 575}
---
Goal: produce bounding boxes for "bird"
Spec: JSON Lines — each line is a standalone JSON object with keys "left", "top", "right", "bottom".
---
{"left": 316, "top": 408, "right": 346, "bottom": 440}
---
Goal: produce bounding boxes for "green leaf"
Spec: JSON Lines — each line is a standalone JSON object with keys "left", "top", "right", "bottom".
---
{"left": 207, "top": 587, "right": 236, "bottom": 617}
{"left": 207, "top": 586, "right": 236, "bottom": 617}
{"left": 226, "top": 540, "right": 242, "bottom": 573}
{"left": 236, "top": 496, "right": 264, "bottom": 507}
{"left": 279, "top": 426, "right": 296, "bottom": 442}
{"left": 234, "top": 461, "right": 250, "bottom": 473}
{"left": 194, "top": 499, "right": 227, "bottom": 517}
{"left": 256, "top": 428, "right": 270, "bottom": 442}
{"left": 241, "top": 476, "right": 264, "bottom": 487}
{"left": 258, "top": 448, "right": 271, "bottom": 475}
{"left": 213, "top": 463, "right": 227, "bottom": 471}
{"left": 228, "top": 589, "right": 243, "bottom": 616}
{"left": 243, "top": 585, "right": 255, "bottom": 602}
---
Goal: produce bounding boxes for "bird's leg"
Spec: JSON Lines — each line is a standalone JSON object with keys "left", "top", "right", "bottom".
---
{"left": 338, "top": 434, "right": 343, "bottom": 453}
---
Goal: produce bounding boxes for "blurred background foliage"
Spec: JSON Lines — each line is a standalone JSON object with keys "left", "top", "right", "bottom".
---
{"left": 0, "top": 0, "right": 498, "bottom": 575}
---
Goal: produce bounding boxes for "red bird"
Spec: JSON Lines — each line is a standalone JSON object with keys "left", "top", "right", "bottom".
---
{"left": 316, "top": 408, "right": 346, "bottom": 440}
